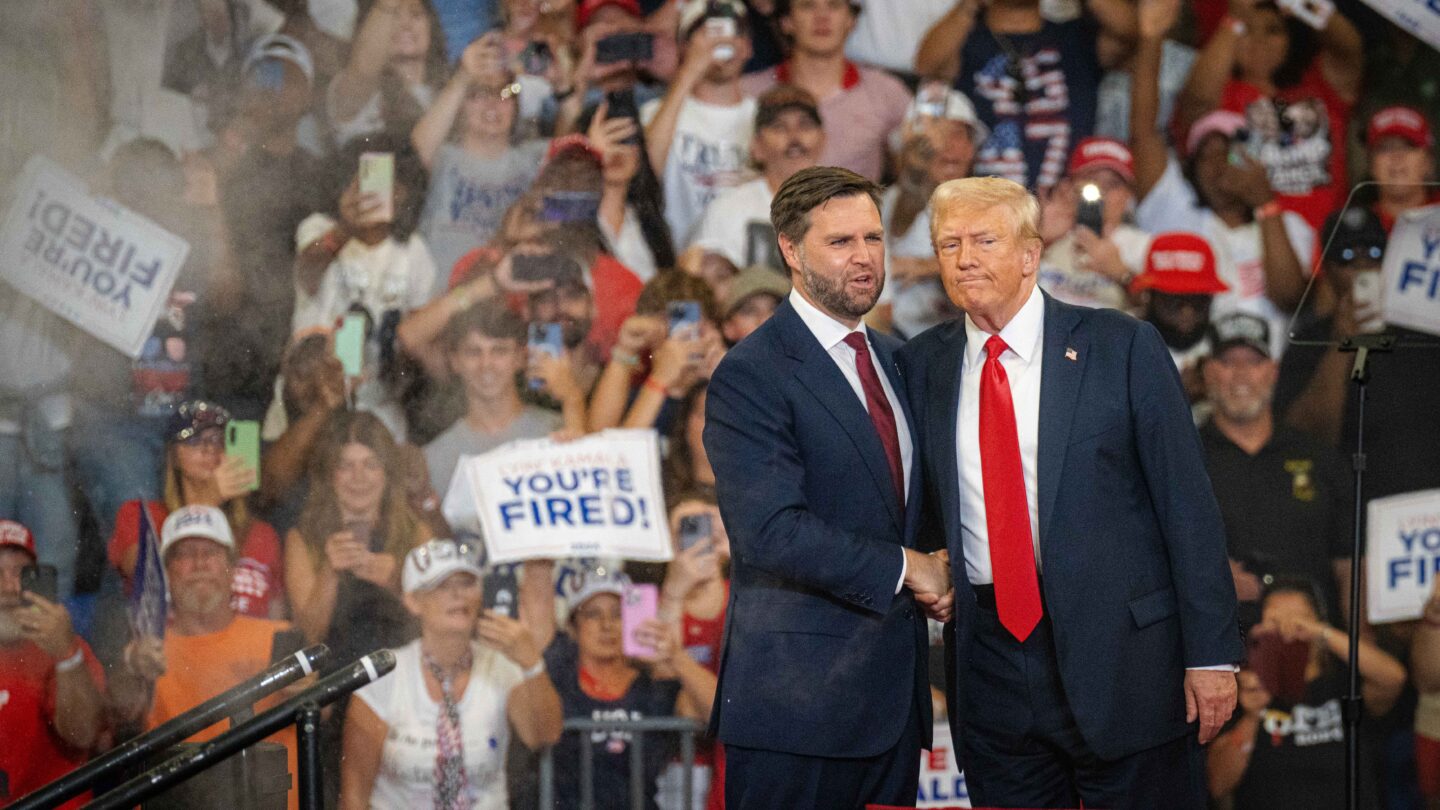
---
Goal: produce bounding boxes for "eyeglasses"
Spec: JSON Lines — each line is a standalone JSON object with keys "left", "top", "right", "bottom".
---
{"left": 1334, "top": 245, "right": 1384, "bottom": 265}
{"left": 180, "top": 431, "right": 225, "bottom": 450}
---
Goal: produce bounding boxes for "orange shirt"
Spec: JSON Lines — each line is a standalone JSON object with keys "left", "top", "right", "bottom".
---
{"left": 148, "top": 616, "right": 301, "bottom": 810}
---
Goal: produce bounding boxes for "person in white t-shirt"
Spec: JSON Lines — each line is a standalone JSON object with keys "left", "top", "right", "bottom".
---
{"left": 843, "top": 0, "right": 951, "bottom": 77}
{"left": 327, "top": 0, "right": 449, "bottom": 145}
{"left": 1129, "top": 10, "right": 1310, "bottom": 359}
{"left": 1037, "top": 137, "right": 1152, "bottom": 312}
{"left": 342, "top": 538, "right": 562, "bottom": 810}
{"left": 689, "top": 84, "right": 825, "bottom": 271}
{"left": 641, "top": 0, "right": 757, "bottom": 251}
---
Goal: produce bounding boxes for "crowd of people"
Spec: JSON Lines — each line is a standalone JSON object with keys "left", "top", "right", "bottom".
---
{"left": 2, "top": 0, "right": 1440, "bottom": 807}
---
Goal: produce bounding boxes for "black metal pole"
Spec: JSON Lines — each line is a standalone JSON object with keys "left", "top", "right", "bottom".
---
{"left": 1340, "top": 334, "right": 1393, "bottom": 810}
{"left": 11, "top": 644, "right": 328, "bottom": 810}
{"left": 296, "top": 703, "right": 324, "bottom": 810}
{"left": 85, "top": 650, "right": 394, "bottom": 810}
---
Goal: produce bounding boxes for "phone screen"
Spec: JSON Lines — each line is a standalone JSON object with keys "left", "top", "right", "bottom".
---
{"left": 483, "top": 569, "right": 520, "bottom": 617}
{"left": 358, "top": 152, "right": 395, "bottom": 223}
{"left": 677, "top": 513, "right": 713, "bottom": 550}
{"left": 512, "top": 253, "right": 577, "bottom": 283}
{"left": 20, "top": 564, "right": 59, "bottom": 604}
{"left": 667, "top": 300, "right": 702, "bottom": 339}
{"left": 1075, "top": 184, "right": 1104, "bottom": 234}
{"left": 527, "top": 322, "right": 564, "bottom": 390}
{"left": 621, "top": 583, "right": 659, "bottom": 658}
{"left": 225, "top": 420, "right": 261, "bottom": 492}
{"left": 334, "top": 313, "right": 367, "bottom": 378}
{"left": 595, "top": 32, "right": 654, "bottom": 65}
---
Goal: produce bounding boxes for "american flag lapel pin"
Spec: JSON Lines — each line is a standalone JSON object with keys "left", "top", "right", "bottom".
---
{"left": 1065, "top": 347, "right": 1078, "bottom": 362}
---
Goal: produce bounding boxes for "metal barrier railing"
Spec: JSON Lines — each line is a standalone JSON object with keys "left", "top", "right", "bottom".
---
{"left": 538, "top": 716, "right": 706, "bottom": 810}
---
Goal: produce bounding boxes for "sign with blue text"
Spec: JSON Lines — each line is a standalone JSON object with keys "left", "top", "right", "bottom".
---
{"left": 1381, "top": 204, "right": 1440, "bottom": 337}
{"left": 1361, "top": 0, "right": 1440, "bottom": 52}
{"left": 1368, "top": 489, "right": 1440, "bottom": 624}
{"left": 444, "top": 429, "right": 672, "bottom": 565}
{"left": 0, "top": 155, "right": 189, "bottom": 357}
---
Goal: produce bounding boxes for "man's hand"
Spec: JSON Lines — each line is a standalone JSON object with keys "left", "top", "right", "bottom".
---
{"left": 909, "top": 549, "right": 955, "bottom": 622}
{"left": 324, "top": 530, "right": 367, "bottom": 573}
{"left": 1185, "top": 668, "right": 1237, "bottom": 744}
{"left": 123, "top": 636, "right": 168, "bottom": 682}
{"left": 1229, "top": 558, "right": 1263, "bottom": 602}
{"left": 478, "top": 610, "right": 542, "bottom": 670}
{"left": 904, "top": 548, "right": 952, "bottom": 599}
{"left": 18, "top": 593, "right": 77, "bottom": 659}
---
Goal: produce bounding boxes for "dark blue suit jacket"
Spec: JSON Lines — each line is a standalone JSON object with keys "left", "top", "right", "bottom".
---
{"left": 897, "top": 292, "right": 1242, "bottom": 762}
{"left": 702, "top": 300, "right": 932, "bottom": 758}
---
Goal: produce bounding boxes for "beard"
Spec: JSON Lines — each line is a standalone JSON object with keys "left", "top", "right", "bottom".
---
{"left": 1152, "top": 316, "right": 1208, "bottom": 352}
{"left": 0, "top": 608, "right": 22, "bottom": 645}
{"left": 1215, "top": 385, "right": 1272, "bottom": 423}
{"left": 172, "top": 581, "right": 230, "bottom": 618}
{"left": 797, "top": 249, "right": 884, "bottom": 321}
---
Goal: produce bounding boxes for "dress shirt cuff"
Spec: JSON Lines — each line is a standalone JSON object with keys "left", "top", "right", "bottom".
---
{"left": 1188, "top": 664, "right": 1240, "bottom": 672}
{"left": 895, "top": 548, "right": 908, "bottom": 595}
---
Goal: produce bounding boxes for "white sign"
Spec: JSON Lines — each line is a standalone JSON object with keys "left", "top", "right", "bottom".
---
{"left": 0, "top": 155, "right": 189, "bottom": 357}
{"left": 1381, "top": 204, "right": 1440, "bottom": 337}
{"left": 1368, "top": 489, "right": 1440, "bottom": 624}
{"left": 443, "top": 429, "right": 673, "bottom": 565}
{"left": 917, "top": 722, "right": 970, "bottom": 808}
{"left": 1361, "top": 0, "right": 1440, "bottom": 52}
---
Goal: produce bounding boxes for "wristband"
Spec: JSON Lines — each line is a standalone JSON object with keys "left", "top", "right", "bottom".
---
{"left": 318, "top": 228, "right": 348, "bottom": 255}
{"left": 521, "top": 659, "right": 547, "bottom": 680}
{"left": 642, "top": 376, "right": 670, "bottom": 398}
{"left": 55, "top": 646, "right": 85, "bottom": 674}
{"left": 1254, "top": 201, "right": 1283, "bottom": 221}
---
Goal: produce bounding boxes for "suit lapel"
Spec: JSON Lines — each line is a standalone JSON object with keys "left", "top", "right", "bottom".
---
{"left": 1036, "top": 294, "right": 1086, "bottom": 546}
{"left": 924, "top": 321, "right": 967, "bottom": 556}
{"left": 776, "top": 303, "right": 904, "bottom": 533}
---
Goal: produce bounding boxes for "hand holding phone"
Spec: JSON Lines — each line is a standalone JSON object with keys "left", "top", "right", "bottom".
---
{"left": 224, "top": 420, "right": 261, "bottom": 492}
{"left": 484, "top": 568, "right": 520, "bottom": 617}
{"left": 1075, "top": 183, "right": 1105, "bottom": 234}
{"left": 358, "top": 152, "right": 395, "bottom": 224}
{"left": 622, "top": 583, "right": 659, "bottom": 658}
{"left": 528, "top": 322, "right": 565, "bottom": 391}
{"left": 667, "top": 300, "right": 703, "bottom": 341}
{"left": 1247, "top": 631, "right": 1310, "bottom": 704}
{"left": 704, "top": 17, "right": 737, "bottom": 61}
{"left": 334, "top": 313, "right": 367, "bottom": 378}
{"left": 677, "top": 513, "right": 713, "bottom": 551}
{"left": 595, "top": 32, "right": 654, "bottom": 65}
{"left": 20, "top": 564, "right": 60, "bottom": 604}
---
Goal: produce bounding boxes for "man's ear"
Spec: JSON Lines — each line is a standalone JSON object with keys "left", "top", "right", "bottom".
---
{"left": 778, "top": 232, "right": 801, "bottom": 275}
{"left": 1020, "top": 238, "right": 1042, "bottom": 278}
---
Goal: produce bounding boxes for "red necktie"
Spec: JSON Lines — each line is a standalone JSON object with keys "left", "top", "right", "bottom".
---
{"left": 979, "top": 335, "right": 1042, "bottom": 641}
{"left": 843, "top": 332, "right": 904, "bottom": 510}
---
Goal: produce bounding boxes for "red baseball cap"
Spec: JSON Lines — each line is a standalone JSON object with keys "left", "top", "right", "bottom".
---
{"left": 1068, "top": 137, "right": 1135, "bottom": 184}
{"left": 1367, "top": 106, "right": 1433, "bottom": 150}
{"left": 1132, "top": 232, "right": 1228, "bottom": 295}
{"left": 544, "top": 133, "right": 604, "bottom": 166}
{"left": 576, "top": 0, "right": 642, "bottom": 28}
{"left": 0, "top": 520, "right": 37, "bottom": 560}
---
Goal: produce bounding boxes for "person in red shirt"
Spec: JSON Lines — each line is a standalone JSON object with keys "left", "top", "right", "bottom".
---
{"left": 107, "top": 400, "right": 285, "bottom": 619}
{"left": 1366, "top": 105, "right": 1439, "bottom": 232}
{"left": 0, "top": 520, "right": 105, "bottom": 809}
{"left": 1178, "top": 0, "right": 1364, "bottom": 230}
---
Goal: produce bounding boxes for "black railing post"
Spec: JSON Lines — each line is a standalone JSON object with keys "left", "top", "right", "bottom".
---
{"left": 296, "top": 702, "right": 324, "bottom": 810}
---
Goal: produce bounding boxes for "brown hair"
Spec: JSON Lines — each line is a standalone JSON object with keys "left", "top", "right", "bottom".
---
{"left": 163, "top": 449, "right": 251, "bottom": 544}
{"left": 440, "top": 300, "right": 527, "bottom": 353}
{"left": 770, "top": 166, "right": 882, "bottom": 248}
{"left": 635, "top": 271, "right": 722, "bottom": 326}
{"left": 296, "top": 411, "right": 422, "bottom": 571}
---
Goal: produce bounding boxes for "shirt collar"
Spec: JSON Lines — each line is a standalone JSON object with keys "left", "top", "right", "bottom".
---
{"left": 962, "top": 285, "right": 1045, "bottom": 368}
{"left": 775, "top": 60, "right": 861, "bottom": 91}
{"left": 789, "top": 288, "right": 867, "bottom": 352}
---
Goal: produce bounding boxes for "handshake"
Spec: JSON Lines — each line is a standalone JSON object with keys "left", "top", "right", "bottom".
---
{"left": 903, "top": 548, "right": 954, "bottom": 623}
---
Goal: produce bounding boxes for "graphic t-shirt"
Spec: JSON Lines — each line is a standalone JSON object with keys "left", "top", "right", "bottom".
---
{"left": 956, "top": 16, "right": 1102, "bottom": 191}
{"left": 419, "top": 141, "right": 547, "bottom": 299}
{"left": 0, "top": 640, "right": 104, "bottom": 809}
{"left": 1221, "top": 66, "right": 1353, "bottom": 232}
{"left": 640, "top": 95, "right": 757, "bottom": 251}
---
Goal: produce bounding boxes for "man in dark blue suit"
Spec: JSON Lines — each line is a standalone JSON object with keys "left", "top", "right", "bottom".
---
{"left": 897, "top": 177, "right": 1243, "bottom": 809}
{"left": 703, "top": 167, "right": 952, "bottom": 809}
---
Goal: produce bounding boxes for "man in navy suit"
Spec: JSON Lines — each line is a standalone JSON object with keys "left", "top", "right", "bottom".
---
{"left": 897, "top": 177, "right": 1243, "bottom": 809}
{"left": 703, "top": 166, "right": 952, "bottom": 809}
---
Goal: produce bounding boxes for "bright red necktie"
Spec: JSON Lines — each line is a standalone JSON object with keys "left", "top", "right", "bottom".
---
{"left": 843, "top": 332, "right": 904, "bottom": 510}
{"left": 979, "top": 335, "right": 1042, "bottom": 641}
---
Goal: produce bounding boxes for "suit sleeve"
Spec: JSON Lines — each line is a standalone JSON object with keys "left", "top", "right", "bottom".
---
{"left": 1127, "top": 322, "right": 1244, "bottom": 668}
{"left": 704, "top": 351, "right": 905, "bottom": 615}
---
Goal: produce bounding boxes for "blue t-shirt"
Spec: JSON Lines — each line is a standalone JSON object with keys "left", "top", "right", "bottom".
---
{"left": 955, "top": 17, "right": 1101, "bottom": 192}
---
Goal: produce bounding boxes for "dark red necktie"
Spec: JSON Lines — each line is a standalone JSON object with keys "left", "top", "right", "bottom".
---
{"left": 843, "top": 332, "right": 904, "bottom": 509}
{"left": 979, "top": 335, "right": 1042, "bottom": 641}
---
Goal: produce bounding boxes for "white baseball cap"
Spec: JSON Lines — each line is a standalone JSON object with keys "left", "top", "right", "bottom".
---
{"left": 402, "top": 538, "right": 486, "bottom": 594}
{"left": 559, "top": 564, "right": 630, "bottom": 620}
{"left": 160, "top": 505, "right": 236, "bottom": 558}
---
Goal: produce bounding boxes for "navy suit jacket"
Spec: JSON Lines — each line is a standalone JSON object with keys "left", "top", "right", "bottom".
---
{"left": 703, "top": 299, "right": 932, "bottom": 758}
{"left": 896, "top": 292, "right": 1242, "bottom": 762}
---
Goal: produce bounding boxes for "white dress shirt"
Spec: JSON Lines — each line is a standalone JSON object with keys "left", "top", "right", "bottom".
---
{"left": 789, "top": 289, "right": 914, "bottom": 590}
{"left": 956, "top": 286, "right": 1046, "bottom": 586}
{"left": 954, "top": 286, "right": 1234, "bottom": 670}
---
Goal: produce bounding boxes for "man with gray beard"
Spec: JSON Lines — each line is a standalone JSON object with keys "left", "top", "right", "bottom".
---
{"left": 1199, "top": 314, "right": 1352, "bottom": 628}
{"left": 110, "top": 506, "right": 305, "bottom": 803}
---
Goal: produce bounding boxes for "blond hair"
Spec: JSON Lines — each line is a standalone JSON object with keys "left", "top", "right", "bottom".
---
{"left": 928, "top": 176, "right": 1042, "bottom": 246}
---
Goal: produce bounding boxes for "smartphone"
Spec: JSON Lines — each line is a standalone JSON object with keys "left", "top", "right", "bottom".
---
{"left": 705, "top": 17, "right": 737, "bottom": 61}
{"left": 667, "top": 300, "right": 702, "bottom": 340}
{"left": 1248, "top": 632, "right": 1310, "bottom": 704}
{"left": 224, "top": 420, "right": 261, "bottom": 492}
{"left": 595, "top": 31, "right": 654, "bottom": 65}
{"left": 512, "top": 253, "right": 578, "bottom": 284}
{"left": 20, "top": 564, "right": 59, "bottom": 604}
{"left": 541, "top": 191, "right": 602, "bottom": 224}
{"left": 1278, "top": 0, "right": 1334, "bottom": 30}
{"left": 344, "top": 519, "right": 379, "bottom": 553}
{"left": 603, "top": 88, "right": 642, "bottom": 145}
{"left": 1075, "top": 183, "right": 1104, "bottom": 234}
{"left": 483, "top": 568, "right": 520, "bottom": 618}
{"left": 358, "top": 151, "right": 395, "bottom": 224}
{"left": 677, "top": 513, "right": 713, "bottom": 551}
{"left": 250, "top": 58, "right": 286, "bottom": 91}
{"left": 527, "top": 322, "right": 564, "bottom": 390}
{"left": 334, "top": 312, "right": 367, "bottom": 377}
{"left": 520, "top": 40, "right": 552, "bottom": 75}
{"left": 621, "top": 583, "right": 659, "bottom": 658}
{"left": 1352, "top": 270, "right": 1386, "bottom": 333}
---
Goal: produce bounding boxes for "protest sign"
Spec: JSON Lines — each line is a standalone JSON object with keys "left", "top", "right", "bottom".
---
{"left": 917, "top": 722, "right": 970, "bottom": 808}
{"left": 1361, "top": 0, "right": 1440, "bottom": 52}
{"left": 1368, "top": 489, "right": 1440, "bottom": 624}
{"left": 0, "top": 155, "right": 189, "bottom": 357}
{"left": 1381, "top": 204, "right": 1440, "bottom": 337}
{"left": 443, "top": 429, "right": 673, "bottom": 565}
